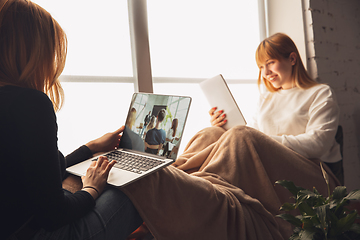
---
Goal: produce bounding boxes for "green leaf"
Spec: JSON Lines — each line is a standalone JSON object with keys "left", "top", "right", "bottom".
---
{"left": 298, "top": 202, "right": 316, "bottom": 216}
{"left": 280, "top": 202, "right": 296, "bottom": 211}
{"left": 345, "top": 189, "right": 360, "bottom": 201}
{"left": 336, "top": 211, "right": 358, "bottom": 233}
{"left": 276, "top": 180, "right": 305, "bottom": 197}
{"left": 301, "top": 216, "right": 320, "bottom": 230}
{"left": 289, "top": 235, "right": 301, "bottom": 240}
{"left": 315, "top": 205, "right": 328, "bottom": 234}
{"left": 297, "top": 190, "right": 326, "bottom": 208}
{"left": 329, "top": 200, "right": 339, "bottom": 210}
{"left": 276, "top": 213, "right": 303, "bottom": 227}
{"left": 298, "top": 189, "right": 317, "bottom": 198}
{"left": 328, "top": 210, "right": 339, "bottom": 227}
{"left": 275, "top": 180, "right": 360, "bottom": 239}
{"left": 334, "top": 199, "right": 350, "bottom": 217}
{"left": 332, "top": 186, "right": 348, "bottom": 201}
{"left": 298, "top": 229, "right": 319, "bottom": 240}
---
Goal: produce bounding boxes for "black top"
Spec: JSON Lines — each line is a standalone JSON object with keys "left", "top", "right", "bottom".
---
{"left": 0, "top": 85, "right": 95, "bottom": 239}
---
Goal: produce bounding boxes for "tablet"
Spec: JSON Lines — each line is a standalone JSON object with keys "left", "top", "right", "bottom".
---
{"left": 200, "top": 74, "right": 246, "bottom": 130}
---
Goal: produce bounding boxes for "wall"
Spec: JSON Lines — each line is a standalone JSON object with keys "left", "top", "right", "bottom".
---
{"left": 267, "top": 0, "right": 307, "bottom": 68}
{"left": 303, "top": 0, "right": 360, "bottom": 190}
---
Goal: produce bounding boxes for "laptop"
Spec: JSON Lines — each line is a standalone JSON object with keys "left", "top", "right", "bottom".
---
{"left": 200, "top": 74, "right": 246, "bottom": 130}
{"left": 67, "top": 93, "right": 192, "bottom": 187}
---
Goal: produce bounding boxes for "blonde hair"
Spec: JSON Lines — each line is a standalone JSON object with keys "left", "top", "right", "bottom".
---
{"left": 171, "top": 118, "right": 178, "bottom": 137}
{"left": 125, "top": 107, "right": 137, "bottom": 130}
{"left": 146, "top": 116, "right": 156, "bottom": 131}
{"left": 0, "top": 0, "right": 67, "bottom": 111}
{"left": 255, "top": 33, "right": 318, "bottom": 92}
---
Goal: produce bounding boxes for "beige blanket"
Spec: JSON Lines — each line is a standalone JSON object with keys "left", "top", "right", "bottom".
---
{"left": 122, "top": 126, "right": 339, "bottom": 240}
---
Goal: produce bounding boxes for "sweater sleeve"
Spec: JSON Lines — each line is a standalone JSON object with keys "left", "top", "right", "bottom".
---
{"left": 278, "top": 87, "right": 340, "bottom": 159}
{"left": 11, "top": 90, "right": 95, "bottom": 231}
{"left": 65, "top": 145, "right": 93, "bottom": 167}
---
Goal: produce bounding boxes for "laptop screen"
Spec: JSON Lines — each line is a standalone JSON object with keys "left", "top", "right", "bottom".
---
{"left": 119, "top": 93, "right": 191, "bottom": 160}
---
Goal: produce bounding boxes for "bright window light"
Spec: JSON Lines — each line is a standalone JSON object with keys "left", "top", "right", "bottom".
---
{"left": 147, "top": 0, "right": 261, "bottom": 79}
{"left": 32, "top": 0, "right": 135, "bottom": 154}
{"left": 57, "top": 82, "right": 135, "bottom": 155}
{"left": 148, "top": 0, "right": 262, "bottom": 153}
{"left": 31, "top": 0, "right": 262, "bottom": 156}
{"left": 32, "top": 0, "right": 133, "bottom": 76}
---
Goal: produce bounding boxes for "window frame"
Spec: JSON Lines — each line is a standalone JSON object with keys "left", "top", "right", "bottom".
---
{"left": 60, "top": 0, "right": 268, "bottom": 89}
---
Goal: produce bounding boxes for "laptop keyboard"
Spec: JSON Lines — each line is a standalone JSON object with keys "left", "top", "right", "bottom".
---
{"left": 103, "top": 151, "right": 164, "bottom": 174}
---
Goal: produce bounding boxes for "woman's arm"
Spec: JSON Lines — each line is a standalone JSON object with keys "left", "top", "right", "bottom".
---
{"left": 12, "top": 90, "right": 95, "bottom": 231}
{"left": 85, "top": 126, "right": 124, "bottom": 154}
{"left": 66, "top": 126, "right": 125, "bottom": 167}
{"left": 65, "top": 145, "right": 93, "bottom": 168}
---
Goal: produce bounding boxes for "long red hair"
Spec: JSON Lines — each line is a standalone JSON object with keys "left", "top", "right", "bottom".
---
{"left": 0, "top": 0, "right": 67, "bottom": 111}
{"left": 255, "top": 33, "right": 318, "bottom": 92}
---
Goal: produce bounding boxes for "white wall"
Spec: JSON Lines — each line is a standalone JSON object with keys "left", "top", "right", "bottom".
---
{"left": 267, "top": 0, "right": 360, "bottom": 190}
{"left": 267, "top": 0, "right": 307, "bottom": 67}
{"left": 302, "top": 0, "right": 360, "bottom": 191}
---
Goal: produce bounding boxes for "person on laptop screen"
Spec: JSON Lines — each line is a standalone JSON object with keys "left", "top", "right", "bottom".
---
{"left": 144, "top": 109, "right": 166, "bottom": 155}
{"left": 0, "top": 1, "right": 142, "bottom": 239}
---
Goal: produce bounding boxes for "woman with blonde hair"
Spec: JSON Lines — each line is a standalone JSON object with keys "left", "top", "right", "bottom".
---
{"left": 0, "top": 1, "right": 141, "bottom": 239}
{"left": 125, "top": 107, "right": 137, "bottom": 131}
{"left": 118, "top": 33, "right": 340, "bottom": 239}
{"left": 142, "top": 115, "right": 156, "bottom": 139}
{"left": 210, "top": 33, "right": 342, "bottom": 171}
{"left": 162, "top": 118, "right": 179, "bottom": 157}
{"left": 255, "top": 32, "right": 318, "bottom": 92}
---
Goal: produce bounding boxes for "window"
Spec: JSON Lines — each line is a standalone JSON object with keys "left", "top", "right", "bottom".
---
{"left": 33, "top": 0, "right": 133, "bottom": 76}
{"left": 147, "top": 0, "right": 260, "bottom": 79}
{"left": 33, "top": 0, "right": 136, "bottom": 154}
{"left": 32, "top": 0, "right": 262, "bottom": 155}
{"left": 148, "top": 0, "right": 261, "bottom": 151}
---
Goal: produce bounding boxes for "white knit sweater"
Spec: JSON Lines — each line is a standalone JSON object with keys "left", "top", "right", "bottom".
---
{"left": 250, "top": 84, "right": 341, "bottom": 163}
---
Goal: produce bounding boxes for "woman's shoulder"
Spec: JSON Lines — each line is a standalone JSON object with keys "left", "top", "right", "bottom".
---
{"left": 258, "top": 84, "right": 334, "bottom": 102}
{"left": 5, "top": 85, "right": 51, "bottom": 104}
{"left": 308, "top": 83, "right": 332, "bottom": 92}
{"left": 305, "top": 84, "right": 336, "bottom": 99}
{"left": 277, "top": 84, "right": 334, "bottom": 98}
{"left": 1, "top": 85, "right": 53, "bottom": 114}
{"left": 2, "top": 85, "right": 48, "bottom": 98}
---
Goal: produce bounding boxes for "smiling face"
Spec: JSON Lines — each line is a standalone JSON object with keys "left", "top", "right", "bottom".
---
{"left": 255, "top": 33, "right": 311, "bottom": 92}
{"left": 259, "top": 53, "right": 296, "bottom": 90}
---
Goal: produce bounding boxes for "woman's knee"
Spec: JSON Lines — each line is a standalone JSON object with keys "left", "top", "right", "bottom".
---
{"left": 226, "top": 125, "right": 256, "bottom": 138}
{"left": 94, "top": 188, "right": 142, "bottom": 233}
{"left": 96, "top": 187, "right": 133, "bottom": 208}
{"left": 198, "top": 126, "right": 226, "bottom": 138}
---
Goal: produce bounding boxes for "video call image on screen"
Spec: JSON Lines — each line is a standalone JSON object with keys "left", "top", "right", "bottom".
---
{"left": 124, "top": 93, "right": 191, "bottom": 160}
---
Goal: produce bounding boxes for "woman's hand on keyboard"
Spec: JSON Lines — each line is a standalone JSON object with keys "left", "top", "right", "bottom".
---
{"left": 86, "top": 126, "right": 125, "bottom": 154}
{"left": 81, "top": 156, "right": 116, "bottom": 199}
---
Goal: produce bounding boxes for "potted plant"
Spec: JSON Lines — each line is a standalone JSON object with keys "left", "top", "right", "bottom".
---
{"left": 276, "top": 163, "right": 360, "bottom": 240}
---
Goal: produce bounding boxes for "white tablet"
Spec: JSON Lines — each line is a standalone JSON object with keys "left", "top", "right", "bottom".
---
{"left": 200, "top": 74, "right": 246, "bottom": 130}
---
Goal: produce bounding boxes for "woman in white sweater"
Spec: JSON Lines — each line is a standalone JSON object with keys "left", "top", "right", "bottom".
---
{"left": 120, "top": 33, "right": 341, "bottom": 239}
{"left": 210, "top": 33, "right": 342, "bottom": 179}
